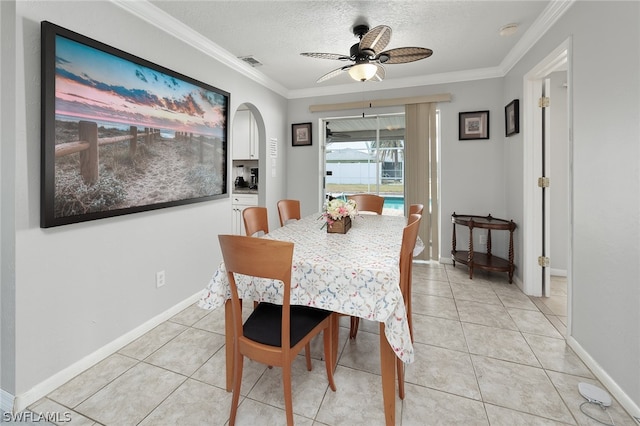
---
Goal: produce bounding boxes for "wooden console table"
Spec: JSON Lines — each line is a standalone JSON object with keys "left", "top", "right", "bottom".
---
{"left": 451, "top": 213, "right": 516, "bottom": 283}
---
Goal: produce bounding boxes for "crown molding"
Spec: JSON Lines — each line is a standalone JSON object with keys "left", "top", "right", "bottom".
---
{"left": 499, "top": 0, "right": 576, "bottom": 75}
{"left": 110, "top": 0, "right": 289, "bottom": 98}
{"left": 112, "top": 0, "right": 575, "bottom": 100}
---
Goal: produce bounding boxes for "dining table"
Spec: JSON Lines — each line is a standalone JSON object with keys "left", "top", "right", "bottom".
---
{"left": 199, "top": 212, "right": 423, "bottom": 425}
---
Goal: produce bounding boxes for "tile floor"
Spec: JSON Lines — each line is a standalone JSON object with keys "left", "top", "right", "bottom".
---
{"left": 27, "top": 264, "right": 638, "bottom": 425}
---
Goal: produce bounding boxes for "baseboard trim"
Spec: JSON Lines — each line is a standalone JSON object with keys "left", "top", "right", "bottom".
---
{"left": 1, "top": 389, "right": 15, "bottom": 413}
{"left": 550, "top": 268, "right": 567, "bottom": 277}
{"left": 12, "top": 291, "right": 202, "bottom": 413}
{"left": 567, "top": 335, "right": 640, "bottom": 421}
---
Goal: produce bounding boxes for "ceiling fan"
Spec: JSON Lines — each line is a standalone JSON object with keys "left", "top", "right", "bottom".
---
{"left": 301, "top": 24, "right": 433, "bottom": 83}
{"left": 325, "top": 122, "right": 351, "bottom": 140}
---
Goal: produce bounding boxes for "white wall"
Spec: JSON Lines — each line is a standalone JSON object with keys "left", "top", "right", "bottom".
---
{"left": 8, "top": 0, "right": 287, "bottom": 397}
{"left": 504, "top": 0, "right": 640, "bottom": 410}
{"left": 287, "top": 78, "right": 510, "bottom": 257}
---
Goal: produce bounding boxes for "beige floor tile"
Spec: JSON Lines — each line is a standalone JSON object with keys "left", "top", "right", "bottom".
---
{"left": 138, "top": 378, "right": 231, "bottom": 426}
{"left": 523, "top": 333, "right": 594, "bottom": 378}
{"left": 412, "top": 263, "right": 449, "bottom": 283}
{"left": 168, "top": 303, "right": 210, "bottom": 326}
{"left": 29, "top": 398, "right": 98, "bottom": 426}
{"left": 413, "top": 278, "right": 453, "bottom": 298}
{"left": 546, "top": 315, "right": 568, "bottom": 337}
{"left": 191, "top": 347, "right": 266, "bottom": 397}
{"left": 144, "top": 327, "right": 225, "bottom": 376}
{"left": 405, "top": 342, "right": 481, "bottom": 400}
{"left": 401, "top": 383, "right": 489, "bottom": 425}
{"left": 118, "top": 321, "right": 187, "bottom": 360}
{"left": 507, "top": 307, "right": 563, "bottom": 338}
{"left": 472, "top": 355, "right": 575, "bottom": 424}
{"left": 546, "top": 371, "right": 638, "bottom": 426}
{"left": 339, "top": 330, "right": 382, "bottom": 375}
{"left": 247, "top": 357, "right": 334, "bottom": 419}
{"left": 495, "top": 290, "right": 539, "bottom": 310}
{"left": 75, "top": 362, "right": 185, "bottom": 425}
{"left": 450, "top": 281, "right": 502, "bottom": 305}
{"left": 456, "top": 299, "right": 518, "bottom": 330}
{"left": 543, "top": 296, "right": 568, "bottom": 316}
{"left": 234, "top": 398, "right": 314, "bottom": 426}
{"left": 462, "top": 323, "right": 540, "bottom": 367}
{"left": 47, "top": 353, "right": 137, "bottom": 408}
{"left": 315, "top": 366, "right": 399, "bottom": 426}
{"left": 412, "top": 293, "right": 459, "bottom": 320}
{"left": 484, "top": 403, "right": 573, "bottom": 425}
{"left": 411, "top": 312, "right": 467, "bottom": 352}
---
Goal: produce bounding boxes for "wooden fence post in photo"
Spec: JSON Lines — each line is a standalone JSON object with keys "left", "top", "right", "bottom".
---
{"left": 145, "top": 127, "right": 151, "bottom": 145}
{"left": 129, "top": 126, "right": 138, "bottom": 156}
{"left": 78, "top": 120, "right": 99, "bottom": 185}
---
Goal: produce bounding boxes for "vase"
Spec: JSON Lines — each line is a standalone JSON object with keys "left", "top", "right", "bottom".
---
{"left": 327, "top": 216, "right": 351, "bottom": 234}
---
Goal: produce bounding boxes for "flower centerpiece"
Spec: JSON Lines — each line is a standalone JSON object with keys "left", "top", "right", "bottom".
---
{"left": 321, "top": 198, "right": 357, "bottom": 233}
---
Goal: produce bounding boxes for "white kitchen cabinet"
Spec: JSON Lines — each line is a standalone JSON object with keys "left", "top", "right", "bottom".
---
{"left": 231, "top": 193, "right": 258, "bottom": 235}
{"left": 232, "top": 109, "right": 258, "bottom": 160}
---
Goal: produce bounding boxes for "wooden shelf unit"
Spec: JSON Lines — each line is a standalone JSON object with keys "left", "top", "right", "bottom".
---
{"left": 451, "top": 213, "right": 516, "bottom": 283}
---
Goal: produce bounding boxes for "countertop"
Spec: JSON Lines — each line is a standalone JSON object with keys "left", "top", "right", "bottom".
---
{"left": 232, "top": 188, "right": 258, "bottom": 195}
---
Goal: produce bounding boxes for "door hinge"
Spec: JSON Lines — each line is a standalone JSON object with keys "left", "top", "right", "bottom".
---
{"left": 537, "top": 177, "right": 550, "bottom": 188}
{"left": 538, "top": 256, "right": 550, "bottom": 267}
{"left": 538, "top": 96, "right": 550, "bottom": 108}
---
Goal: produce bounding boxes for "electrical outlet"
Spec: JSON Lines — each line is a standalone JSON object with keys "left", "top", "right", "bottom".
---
{"left": 479, "top": 235, "right": 487, "bottom": 245}
{"left": 156, "top": 270, "right": 165, "bottom": 288}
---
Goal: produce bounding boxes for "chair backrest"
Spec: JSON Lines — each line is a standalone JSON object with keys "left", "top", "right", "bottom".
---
{"left": 399, "top": 214, "right": 422, "bottom": 297}
{"left": 347, "top": 194, "right": 384, "bottom": 215}
{"left": 243, "top": 206, "right": 269, "bottom": 237}
{"left": 218, "top": 235, "right": 294, "bottom": 348}
{"left": 409, "top": 204, "right": 424, "bottom": 216}
{"left": 277, "top": 199, "right": 301, "bottom": 227}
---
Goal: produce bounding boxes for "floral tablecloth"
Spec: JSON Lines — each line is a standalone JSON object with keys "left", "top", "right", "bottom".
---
{"left": 199, "top": 213, "right": 423, "bottom": 363}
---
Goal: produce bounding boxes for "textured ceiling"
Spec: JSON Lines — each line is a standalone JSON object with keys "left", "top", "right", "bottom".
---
{"left": 144, "top": 0, "right": 555, "bottom": 97}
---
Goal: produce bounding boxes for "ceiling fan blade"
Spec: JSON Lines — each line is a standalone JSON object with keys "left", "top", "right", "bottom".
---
{"left": 377, "top": 47, "right": 433, "bottom": 64}
{"left": 300, "top": 52, "right": 351, "bottom": 61}
{"left": 359, "top": 25, "right": 392, "bottom": 55}
{"left": 316, "top": 65, "right": 353, "bottom": 83}
{"left": 371, "top": 64, "right": 386, "bottom": 81}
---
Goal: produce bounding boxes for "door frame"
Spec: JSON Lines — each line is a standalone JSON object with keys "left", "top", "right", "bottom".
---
{"left": 522, "top": 38, "right": 572, "bottom": 319}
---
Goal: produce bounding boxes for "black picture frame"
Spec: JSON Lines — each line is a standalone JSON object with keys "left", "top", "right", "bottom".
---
{"left": 505, "top": 99, "right": 520, "bottom": 137}
{"left": 41, "top": 21, "right": 229, "bottom": 228}
{"left": 292, "top": 122, "right": 312, "bottom": 146}
{"left": 459, "top": 110, "right": 490, "bottom": 140}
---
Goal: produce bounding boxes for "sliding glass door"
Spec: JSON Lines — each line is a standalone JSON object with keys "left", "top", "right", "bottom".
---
{"left": 322, "top": 114, "right": 405, "bottom": 216}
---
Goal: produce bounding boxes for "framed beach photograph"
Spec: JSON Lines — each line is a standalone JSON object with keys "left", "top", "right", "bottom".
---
{"left": 505, "top": 99, "right": 520, "bottom": 137}
{"left": 292, "top": 122, "right": 312, "bottom": 146}
{"left": 459, "top": 110, "right": 489, "bottom": 140}
{"left": 40, "top": 21, "right": 229, "bottom": 228}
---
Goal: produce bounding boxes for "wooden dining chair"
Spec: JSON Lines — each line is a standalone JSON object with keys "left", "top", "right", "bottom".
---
{"left": 277, "top": 199, "right": 301, "bottom": 226}
{"left": 218, "top": 235, "right": 336, "bottom": 426}
{"left": 347, "top": 193, "right": 384, "bottom": 215}
{"left": 409, "top": 203, "right": 424, "bottom": 216}
{"left": 242, "top": 206, "right": 269, "bottom": 237}
{"left": 397, "top": 213, "right": 422, "bottom": 399}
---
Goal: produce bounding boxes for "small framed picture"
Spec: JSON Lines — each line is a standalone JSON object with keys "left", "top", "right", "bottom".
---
{"left": 292, "top": 122, "right": 312, "bottom": 146}
{"left": 459, "top": 110, "right": 490, "bottom": 140}
{"left": 505, "top": 99, "right": 520, "bottom": 137}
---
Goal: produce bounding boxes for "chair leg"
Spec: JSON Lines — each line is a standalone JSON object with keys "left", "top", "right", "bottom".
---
{"left": 323, "top": 325, "right": 337, "bottom": 391}
{"left": 349, "top": 316, "right": 360, "bottom": 339}
{"left": 304, "top": 343, "right": 312, "bottom": 371}
{"left": 397, "top": 357, "right": 405, "bottom": 400}
{"left": 282, "top": 365, "right": 294, "bottom": 426}
{"left": 229, "top": 351, "right": 244, "bottom": 426}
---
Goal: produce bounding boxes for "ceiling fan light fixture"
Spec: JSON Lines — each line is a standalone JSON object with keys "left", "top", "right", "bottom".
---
{"left": 348, "top": 63, "right": 378, "bottom": 81}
